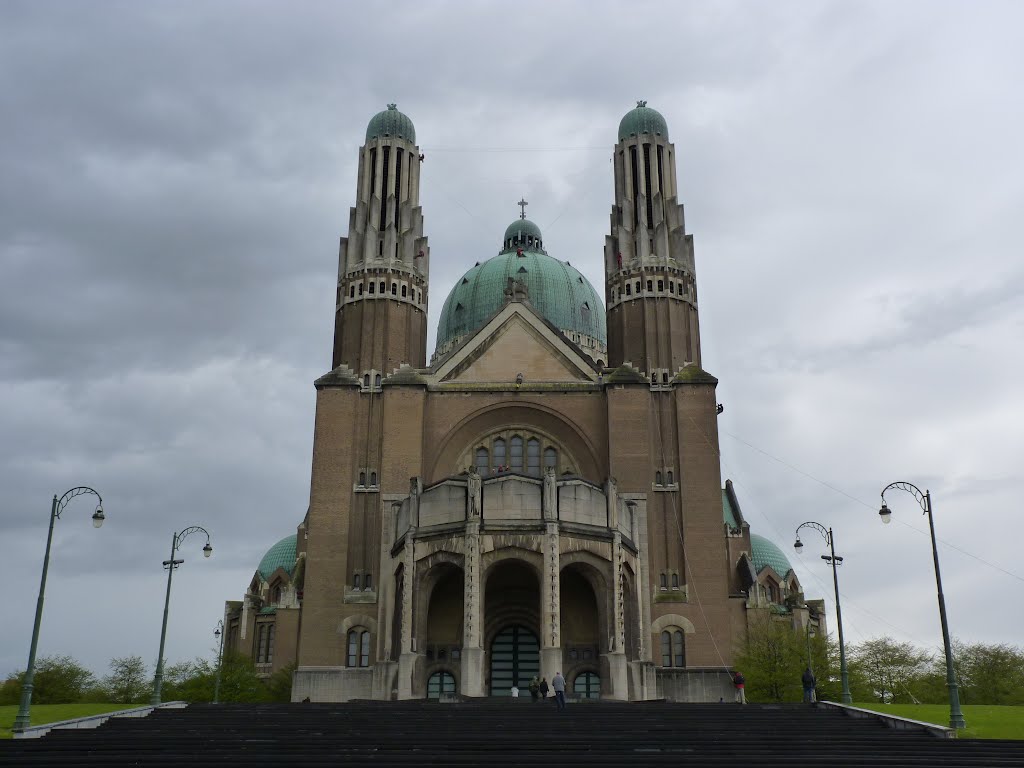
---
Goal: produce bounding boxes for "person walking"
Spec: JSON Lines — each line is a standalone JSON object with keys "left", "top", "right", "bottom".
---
{"left": 529, "top": 676, "right": 540, "bottom": 702}
{"left": 539, "top": 677, "right": 550, "bottom": 700}
{"left": 802, "top": 667, "right": 816, "bottom": 703}
{"left": 732, "top": 670, "right": 746, "bottom": 704}
{"left": 552, "top": 671, "right": 567, "bottom": 710}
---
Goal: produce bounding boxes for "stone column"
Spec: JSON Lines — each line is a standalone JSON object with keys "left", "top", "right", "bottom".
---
{"left": 461, "top": 474, "right": 485, "bottom": 696}
{"left": 398, "top": 477, "right": 421, "bottom": 699}
{"left": 540, "top": 513, "right": 562, "bottom": 684}
{"left": 605, "top": 530, "right": 628, "bottom": 699}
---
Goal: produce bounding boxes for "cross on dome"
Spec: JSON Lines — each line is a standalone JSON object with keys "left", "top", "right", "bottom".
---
{"left": 517, "top": 198, "right": 528, "bottom": 219}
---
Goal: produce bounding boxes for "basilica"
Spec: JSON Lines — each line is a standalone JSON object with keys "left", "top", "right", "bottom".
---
{"left": 223, "top": 103, "right": 823, "bottom": 701}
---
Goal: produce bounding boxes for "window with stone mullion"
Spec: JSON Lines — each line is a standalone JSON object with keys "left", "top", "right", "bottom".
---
{"left": 527, "top": 438, "right": 541, "bottom": 476}
{"left": 493, "top": 438, "right": 506, "bottom": 469}
{"left": 510, "top": 436, "right": 523, "bottom": 471}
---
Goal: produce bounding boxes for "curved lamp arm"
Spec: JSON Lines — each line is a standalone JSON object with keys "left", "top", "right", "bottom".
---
{"left": 174, "top": 525, "right": 213, "bottom": 557}
{"left": 879, "top": 481, "right": 928, "bottom": 524}
{"left": 793, "top": 520, "right": 831, "bottom": 552}
{"left": 55, "top": 486, "right": 105, "bottom": 526}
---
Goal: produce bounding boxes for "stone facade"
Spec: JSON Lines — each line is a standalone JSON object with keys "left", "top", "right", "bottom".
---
{"left": 224, "top": 104, "right": 823, "bottom": 701}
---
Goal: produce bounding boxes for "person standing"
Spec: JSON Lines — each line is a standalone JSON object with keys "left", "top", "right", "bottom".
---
{"left": 539, "top": 677, "right": 550, "bottom": 700}
{"left": 529, "top": 676, "right": 540, "bottom": 702}
{"left": 732, "top": 670, "right": 746, "bottom": 704}
{"left": 802, "top": 667, "right": 816, "bottom": 703}
{"left": 552, "top": 671, "right": 567, "bottom": 710}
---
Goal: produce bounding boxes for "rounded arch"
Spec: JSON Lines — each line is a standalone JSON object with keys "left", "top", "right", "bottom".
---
{"left": 650, "top": 613, "right": 697, "bottom": 635}
{"left": 416, "top": 559, "right": 465, "bottom": 649}
{"left": 428, "top": 403, "right": 603, "bottom": 483}
{"left": 338, "top": 613, "right": 378, "bottom": 636}
{"left": 481, "top": 547, "right": 544, "bottom": 583}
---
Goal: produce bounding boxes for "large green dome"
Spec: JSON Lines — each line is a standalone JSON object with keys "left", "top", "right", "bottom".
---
{"left": 750, "top": 534, "right": 794, "bottom": 578}
{"left": 618, "top": 101, "right": 669, "bottom": 142}
{"left": 366, "top": 103, "right": 415, "bottom": 143}
{"left": 258, "top": 534, "right": 297, "bottom": 580}
{"left": 435, "top": 218, "right": 606, "bottom": 361}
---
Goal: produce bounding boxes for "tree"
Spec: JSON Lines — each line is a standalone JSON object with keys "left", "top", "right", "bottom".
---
{"left": 266, "top": 663, "right": 295, "bottom": 703}
{"left": 734, "top": 610, "right": 833, "bottom": 702}
{"left": 949, "top": 640, "right": 1024, "bottom": 705}
{"left": 25, "top": 655, "right": 97, "bottom": 703}
{"left": 0, "top": 672, "right": 21, "bottom": 705}
{"left": 102, "top": 656, "right": 150, "bottom": 704}
{"left": 848, "top": 637, "right": 932, "bottom": 704}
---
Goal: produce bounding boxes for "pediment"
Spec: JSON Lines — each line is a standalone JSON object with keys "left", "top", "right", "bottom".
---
{"left": 434, "top": 302, "right": 598, "bottom": 384}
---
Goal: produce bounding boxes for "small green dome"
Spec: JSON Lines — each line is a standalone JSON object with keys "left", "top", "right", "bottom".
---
{"left": 503, "top": 218, "right": 544, "bottom": 249}
{"left": 258, "top": 534, "right": 297, "bottom": 580}
{"left": 436, "top": 218, "right": 606, "bottom": 358}
{"left": 750, "top": 534, "right": 793, "bottom": 578}
{"left": 366, "top": 103, "right": 415, "bottom": 143}
{"left": 618, "top": 101, "right": 669, "bottom": 142}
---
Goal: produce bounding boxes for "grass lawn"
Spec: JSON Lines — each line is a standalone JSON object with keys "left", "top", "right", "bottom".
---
{"left": 853, "top": 703, "right": 1024, "bottom": 740}
{"left": 0, "top": 703, "right": 130, "bottom": 739}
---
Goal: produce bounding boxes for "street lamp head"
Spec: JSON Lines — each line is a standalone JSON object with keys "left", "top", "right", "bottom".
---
{"left": 214, "top": 628, "right": 221, "bottom": 638}
{"left": 92, "top": 506, "right": 105, "bottom": 528}
{"left": 203, "top": 543, "right": 213, "bottom": 558}
{"left": 793, "top": 538, "right": 803, "bottom": 554}
{"left": 879, "top": 502, "right": 892, "bottom": 525}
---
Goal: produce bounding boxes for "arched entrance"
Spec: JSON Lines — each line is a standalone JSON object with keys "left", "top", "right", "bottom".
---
{"left": 427, "top": 671, "right": 457, "bottom": 699}
{"left": 573, "top": 671, "right": 601, "bottom": 699}
{"left": 489, "top": 624, "right": 540, "bottom": 695}
{"left": 484, "top": 558, "right": 541, "bottom": 696}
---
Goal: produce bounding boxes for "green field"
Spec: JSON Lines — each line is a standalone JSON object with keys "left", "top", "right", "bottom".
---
{"left": 853, "top": 703, "right": 1024, "bottom": 740}
{"left": 0, "top": 704, "right": 129, "bottom": 739}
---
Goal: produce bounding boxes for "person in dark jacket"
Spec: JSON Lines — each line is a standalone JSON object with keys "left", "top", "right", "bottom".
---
{"left": 732, "top": 671, "right": 746, "bottom": 704}
{"left": 539, "top": 677, "right": 550, "bottom": 699}
{"left": 802, "top": 667, "right": 816, "bottom": 703}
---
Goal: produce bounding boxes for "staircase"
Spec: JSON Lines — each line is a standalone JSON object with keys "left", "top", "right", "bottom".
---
{"left": 3, "top": 701, "right": 1023, "bottom": 767}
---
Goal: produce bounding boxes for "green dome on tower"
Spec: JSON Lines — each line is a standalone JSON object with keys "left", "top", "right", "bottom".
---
{"left": 435, "top": 217, "right": 606, "bottom": 360}
{"left": 750, "top": 533, "right": 794, "bottom": 577}
{"left": 618, "top": 101, "right": 669, "bottom": 142}
{"left": 258, "top": 534, "right": 297, "bottom": 580}
{"left": 366, "top": 103, "right": 416, "bottom": 143}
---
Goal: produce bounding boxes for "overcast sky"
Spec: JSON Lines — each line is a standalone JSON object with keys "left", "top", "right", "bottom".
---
{"left": 2, "top": 0, "right": 1022, "bottom": 681}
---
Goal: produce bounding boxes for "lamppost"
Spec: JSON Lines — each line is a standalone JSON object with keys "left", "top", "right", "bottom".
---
{"left": 13, "top": 487, "right": 105, "bottom": 731}
{"left": 213, "top": 619, "right": 224, "bottom": 704}
{"left": 794, "top": 521, "right": 852, "bottom": 704}
{"left": 878, "top": 481, "right": 965, "bottom": 729}
{"left": 150, "top": 526, "right": 213, "bottom": 705}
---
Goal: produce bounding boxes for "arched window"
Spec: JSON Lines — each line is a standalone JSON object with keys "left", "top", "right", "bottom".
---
{"left": 353, "top": 573, "right": 361, "bottom": 590}
{"left": 402, "top": 285, "right": 408, "bottom": 297}
{"left": 358, "top": 471, "right": 366, "bottom": 487}
{"left": 370, "top": 471, "right": 377, "bottom": 486}
{"left": 368, "top": 282, "right": 375, "bottom": 294}
{"left": 661, "top": 629, "right": 685, "bottom": 667}
{"left": 379, "top": 281, "right": 385, "bottom": 293}
{"left": 655, "top": 471, "right": 663, "bottom": 486}
{"left": 475, "top": 447, "right": 489, "bottom": 476}
{"left": 374, "top": 373, "right": 382, "bottom": 388}
{"left": 427, "top": 671, "right": 456, "bottom": 699}
{"left": 364, "top": 573, "right": 372, "bottom": 591}
{"left": 391, "top": 283, "right": 397, "bottom": 295}
{"left": 667, "top": 471, "right": 674, "bottom": 485}
{"left": 272, "top": 584, "right": 283, "bottom": 604}
{"left": 493, "top": 438, "right": 506, "bottom": 470}
{"left": 625, "top": 283, "right": 631, "bottom": 296}
{"left": 646, "top": 280, "right": 653, "bottom": 292}
{"left": 574, "top": 672, "right": 601, "bottom": 699}
{"left": 671, "top": 573, "right": 680, "bottom": 589}
{"left": 510, "top": 436, "right": 523, "bottom": 471}
{"left": 658, "top": 279, "right": 664, "bottom": 291}
{"left": 543, "top": 447, "right": 557, "bottom": 471}
{"left": 347, "top": 629, "right": 370, "bottom": 667}
{"left": 350, "top": 285, "right": 355, "bottom": 298}
{"left": 527, "top": 438, "right": 541, "bottom": 476}
{"left": 358, "top": 283, "right": 364, "bottom": 295}
{"left": 659, "top": 573, "right": 667, "bottom": 590}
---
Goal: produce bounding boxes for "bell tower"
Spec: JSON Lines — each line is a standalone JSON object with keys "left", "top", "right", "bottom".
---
{"left": 604, "top": 102, "right": 701, "bottom": 377}
{"left": 332, "top": 104, "right": 430, "bottom": 374}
